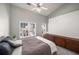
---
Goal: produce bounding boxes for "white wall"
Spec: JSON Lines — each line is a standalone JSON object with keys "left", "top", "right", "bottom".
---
{"left": 48, "top": 10, "right": 79, "bottom": 39}
{"left": 0, "top": 4, "right": 9, "bottom": 37}
{"left": 10, "top": 5, "right": 48, "bottom": 39}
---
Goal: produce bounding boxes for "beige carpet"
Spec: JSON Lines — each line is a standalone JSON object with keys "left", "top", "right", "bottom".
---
{"left": 56, "top": 46, "right": 78, "bottom": 55}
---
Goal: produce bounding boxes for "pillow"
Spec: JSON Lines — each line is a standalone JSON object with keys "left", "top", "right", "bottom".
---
{"left": 8, "top": 40, "right": 22, "bottom": 48}
{"left": 1, "top": 36, "right": 22, "bottom": 48}
{"left": 4, "top": 36, "right": 12, "bottom": 40}
{"left": 2, "top": 39, "right": 22, "bottom": 48}
{"left": 0, "top": 42, "right": 14, "bottom": 55}
{"left": 0, "top": 36, "right": 12, "bottom": 43}
{"left": 0, "top": 36, "right": 5, "bottom": 42}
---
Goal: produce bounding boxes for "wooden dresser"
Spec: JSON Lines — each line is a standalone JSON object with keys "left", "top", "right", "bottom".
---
{"left": 43, "top": 33, "right": 79, "bottom": 53}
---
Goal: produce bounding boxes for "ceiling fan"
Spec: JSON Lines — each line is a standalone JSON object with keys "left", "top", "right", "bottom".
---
{"left": 26, "top": 3, "right": 48, "bottom": 13}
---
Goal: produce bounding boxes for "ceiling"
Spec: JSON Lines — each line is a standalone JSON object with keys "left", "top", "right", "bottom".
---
{"left": 12, "top": 3, "right": 64, "bottom": 16}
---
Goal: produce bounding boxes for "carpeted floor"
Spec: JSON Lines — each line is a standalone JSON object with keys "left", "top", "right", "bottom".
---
{"left": 56, "top": 46, "right": 78, "bottom": 55}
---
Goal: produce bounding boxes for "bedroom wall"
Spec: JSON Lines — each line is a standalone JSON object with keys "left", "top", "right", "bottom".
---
{"left": 0, "top": 4, "right": 10, "bottom": 37}
{"left": 48, "top": 3, "right": 79, "bottom": 39}
{"left": 10, "top": 5, "right": 48, "bottom": 39}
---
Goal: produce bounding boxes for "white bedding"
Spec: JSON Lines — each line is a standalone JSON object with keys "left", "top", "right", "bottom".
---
{"left": 12, "top": 36, "right": 57, "bottom": 55}
{"left": 36, "top": 36, "right": 57, "bottom": 54}
{"left": 12, "top": 40, "right": 22, "bottom": 55}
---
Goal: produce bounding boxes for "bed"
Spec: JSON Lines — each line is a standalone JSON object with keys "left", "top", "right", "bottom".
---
{"left": 12, "top": 36, "right": 57, "bottom": 55}
{"left": 0, "top": 36, "right": 77, "bottom": 55}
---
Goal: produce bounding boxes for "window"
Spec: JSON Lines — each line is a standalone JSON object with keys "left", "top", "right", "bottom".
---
{"left": 19, "top": 21, "right": 36, "bottom": 38}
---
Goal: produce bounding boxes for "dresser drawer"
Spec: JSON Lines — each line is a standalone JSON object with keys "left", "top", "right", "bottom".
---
{"left": 43, "top": 34, "right": 54, "bottom": 42}
{"left": 66, "top": 39, "right": 79, "bottom": 53}
{"left": 54, "top": 37, "right": 66, "bottom": 47}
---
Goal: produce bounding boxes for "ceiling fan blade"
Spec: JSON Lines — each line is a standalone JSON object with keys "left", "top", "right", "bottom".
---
{"left": 26, "top": 3, "right": 31, "bottom": 6}
{"left": 32, "top": 3, "right": 37, "bottom": 6}
{"left": 26, "top": 3, "right": 38, "bottom": 6}
{"left": 41, "top": 7, "right": 48, "bottom": 10}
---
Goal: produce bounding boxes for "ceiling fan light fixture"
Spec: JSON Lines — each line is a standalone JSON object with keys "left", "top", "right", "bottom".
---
{"left": 41, "top": 7, "right": 48, "bottom": 10}
{"left": 32, "top": 7, "right": 41, "bottom": 13}
{"left": 32, "top": 3, "right": 37, "bottom": 6}
{"left": 36, "top": 8, "right": 41, "bottom": 13}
